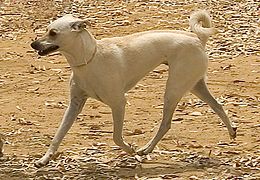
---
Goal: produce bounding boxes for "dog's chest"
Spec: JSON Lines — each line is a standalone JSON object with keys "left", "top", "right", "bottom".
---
{"left": 72, "top": 71, "right": 104, "bottom": 102}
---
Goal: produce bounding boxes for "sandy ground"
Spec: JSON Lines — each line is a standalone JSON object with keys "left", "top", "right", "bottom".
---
{"left": 0, "top": 0, "right": 259, "bottom": 179}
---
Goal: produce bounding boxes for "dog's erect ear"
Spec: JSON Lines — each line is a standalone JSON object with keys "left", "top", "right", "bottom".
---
{"left": 70, "top": 20, "right": 91, "bottom": 32}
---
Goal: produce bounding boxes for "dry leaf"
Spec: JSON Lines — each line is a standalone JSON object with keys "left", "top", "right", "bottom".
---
{"left": 190, "top": 111, "right": 202, "bottom": 116}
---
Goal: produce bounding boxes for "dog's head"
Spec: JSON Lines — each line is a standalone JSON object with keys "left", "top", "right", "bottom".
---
{"left": 31, "top": 14, "right": 91, "bottom": 56}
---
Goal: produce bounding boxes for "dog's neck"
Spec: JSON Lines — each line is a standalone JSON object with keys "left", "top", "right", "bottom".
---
{"left": 61, "top": 30, "right": 97, "bottom": 67}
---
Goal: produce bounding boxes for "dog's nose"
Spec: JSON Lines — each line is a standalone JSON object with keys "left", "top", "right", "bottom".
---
{"left": 31, "top": 40, "right": 40, "bottom": 50}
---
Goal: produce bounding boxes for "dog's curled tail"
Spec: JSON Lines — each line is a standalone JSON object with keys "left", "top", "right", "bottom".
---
{"left": 189, "top": 10, "right": 217, "bottom": 47}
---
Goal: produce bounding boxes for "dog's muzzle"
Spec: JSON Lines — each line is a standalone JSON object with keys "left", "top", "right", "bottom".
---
{"left": 31, "top": 40, "right": 59, "bottom": 56}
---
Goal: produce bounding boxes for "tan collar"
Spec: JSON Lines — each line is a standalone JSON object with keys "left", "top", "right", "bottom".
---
{"left": 86, "top": 45, "right": 97, "bottom": 64}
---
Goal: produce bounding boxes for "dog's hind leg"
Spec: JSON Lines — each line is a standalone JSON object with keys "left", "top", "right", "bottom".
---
{"left": 35, "top": 85, "right": 88, "bottom": 168}
{"left": 191, "top": 78, "right": 237, "bottom": 139}
{"left": 137, "top": 64, "right": 204, "bottom": 155}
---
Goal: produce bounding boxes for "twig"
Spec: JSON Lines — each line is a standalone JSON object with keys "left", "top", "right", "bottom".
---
{"left": 89, "top": 130, "right": 113, "bottom": 133}
{"left": 0, "top": 13, "right": 21, "bottom": 16}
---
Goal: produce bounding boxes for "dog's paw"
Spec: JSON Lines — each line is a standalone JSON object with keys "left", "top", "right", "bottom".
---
{"left": 34, "top": 159, "right": 49, "bottom": 168}
{"left": 136, "top": 149, "right": 150, "bottom": 156}
{"left": 125, "top": 144, "right": 135, "bottom": 154}
{"left": 34, "top": 155, "right": 51, "bottom": 168}
{"left": 136, "top": 150, "right": 146, "bottom": 156}
{"left": 136, "top": 146, "right": 152, "bottom": 156}
{"left": 230, "top": 126, "right": 237, "bottom": 140}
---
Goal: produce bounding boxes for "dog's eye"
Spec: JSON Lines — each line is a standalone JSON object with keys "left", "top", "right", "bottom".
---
{"left": 49, "top": 29, "right": 57, "bottom": 37}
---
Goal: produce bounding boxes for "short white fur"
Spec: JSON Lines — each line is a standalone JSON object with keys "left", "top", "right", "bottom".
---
{"left": 31, "top": 11, "right": 237, "bottom": 168}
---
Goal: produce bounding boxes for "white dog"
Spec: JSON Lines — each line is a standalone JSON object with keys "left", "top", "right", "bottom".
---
{"left": 31, "top": 10, "right": 237, "bottom": 167}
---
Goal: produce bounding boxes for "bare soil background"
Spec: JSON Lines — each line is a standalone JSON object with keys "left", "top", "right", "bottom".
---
{"left": 0, "top": 0, "right": 259, "bottom": 179}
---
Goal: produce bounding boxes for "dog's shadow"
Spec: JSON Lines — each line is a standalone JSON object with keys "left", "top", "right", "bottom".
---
{"left": 118, "top": 156, "right": 223, "bottom": 179}
{"left": 0, "top": 153, "right": 229, "bottom": 179}
{"left": 75, "top": 155, "right": 224, "bottom": 179}
{"left": 117, "top": 162, "right": 190, "bottom": 179}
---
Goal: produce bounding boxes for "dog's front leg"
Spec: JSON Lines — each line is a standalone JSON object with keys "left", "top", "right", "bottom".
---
{"left": 35, "top": 89, "right": 87, "bottom": 168}
{"left": 111, "top": 99, "right": 135, "bottom": 154}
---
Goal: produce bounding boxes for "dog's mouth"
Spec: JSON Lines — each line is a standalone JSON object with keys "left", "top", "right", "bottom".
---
{"left": 31, "top": 40, "right": 60, "bottom": 56}
{"left": 38, "top": 45, "right": 60, "bottom": 56}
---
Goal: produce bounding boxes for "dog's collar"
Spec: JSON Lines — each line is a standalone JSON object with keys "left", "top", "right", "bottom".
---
{"left": 86, "top": 45, "right": 97, "bottom": 64}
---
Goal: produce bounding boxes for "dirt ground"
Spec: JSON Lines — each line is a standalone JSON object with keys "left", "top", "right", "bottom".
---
{"left": 0, "top": 0, "right": 259, "bottom": 179}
